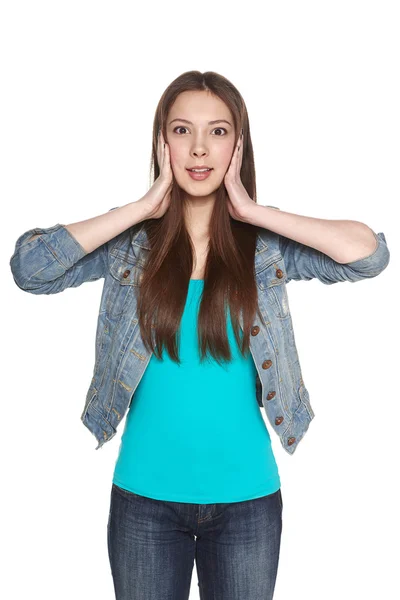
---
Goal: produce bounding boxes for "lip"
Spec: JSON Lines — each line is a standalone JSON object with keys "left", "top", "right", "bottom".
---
{"left": 186, "top": 168, "right": 213, "bottom": 181}
{"left": 186, "top": 165, "right": 213, "bottom": 170}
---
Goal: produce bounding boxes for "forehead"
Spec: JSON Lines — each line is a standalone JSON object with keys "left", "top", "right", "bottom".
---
{"left": 168, "top": 90, "right": 232, "bottom": 123}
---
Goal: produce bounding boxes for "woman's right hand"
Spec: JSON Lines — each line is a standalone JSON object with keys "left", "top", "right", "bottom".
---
{"left": 140, "top": 129, "right": 173, "bottom": 220}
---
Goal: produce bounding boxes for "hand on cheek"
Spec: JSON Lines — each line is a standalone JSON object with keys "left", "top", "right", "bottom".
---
{"left": 223, "top": 129, "right": 255, "bottom": 223}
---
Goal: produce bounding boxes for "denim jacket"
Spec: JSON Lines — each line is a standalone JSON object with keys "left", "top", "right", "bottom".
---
{"left": 9, "top": 208, "right": 390, "bottom": 455}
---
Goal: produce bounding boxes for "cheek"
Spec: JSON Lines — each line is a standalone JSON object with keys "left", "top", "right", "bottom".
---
{"left": 220, "top": 145, "right": 235, "bottom": 170}
{"left": 168, "top": 145, "right": 183, "bottom": 168}
{"left": 167, "top": 140, "right": 235, "bottom": 173}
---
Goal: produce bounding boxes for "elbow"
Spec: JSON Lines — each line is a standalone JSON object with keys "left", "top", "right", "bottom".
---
{"left": 343, "top": 231, "right": 390, "bottom": 278}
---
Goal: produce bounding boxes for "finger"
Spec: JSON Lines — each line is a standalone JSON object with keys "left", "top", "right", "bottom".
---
{"left": 228, "top": 136, "right": 240, "bottom": 173}
{"left": 233, "top": 134, "right": 241, "bottom": 176}
{"left": 157, "top": 128, "right": 162, "bottom": 158}
{"left": 159, "top": 130, "right": 166, "bottom": 163}
{"left": 162, "top": 138, "right": 170, "bottom": 170}
{"left": 237, "top": 129, "right": 244, "bottom": 174}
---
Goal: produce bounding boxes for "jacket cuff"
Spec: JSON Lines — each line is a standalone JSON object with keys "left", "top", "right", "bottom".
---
{"left": 13, "top": 223, "right": 87, "bottom": 269}
{"left": 343, "top": 231, "right": 390, "bottom": 275}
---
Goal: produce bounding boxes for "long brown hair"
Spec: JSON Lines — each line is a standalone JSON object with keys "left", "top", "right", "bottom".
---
{"left": 127, "top": 70, "right": 263, "bottom": 365}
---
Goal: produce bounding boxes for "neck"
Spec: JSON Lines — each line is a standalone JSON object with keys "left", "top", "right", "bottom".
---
{"left": 183, "top": 192, "right": 215, "bottom": 242}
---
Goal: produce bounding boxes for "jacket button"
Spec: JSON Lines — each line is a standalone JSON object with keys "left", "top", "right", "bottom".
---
{"left": 251, "top": 325, "right": 260, "bottom": 336}
{"left": 275, "top": 416, "right": 284, "bottom": 425}
{"left": 276, "top": 268, "right": 284, "bottom": 279}
{"left": 262, "top": 359, "right": 272, "bottom": 369}
{"left": 287, "top": 437, "right": 296, "bottom": 446}
{"left": 122, "top": 269, "right": 131, "bottom": 278}
{"left": 267, "top": 391, "right": 276, "bottom": 400}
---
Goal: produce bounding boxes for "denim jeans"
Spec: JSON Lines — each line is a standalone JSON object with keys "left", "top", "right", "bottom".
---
{"left": 107, "top": 483, "right": 283, "bottom": 599}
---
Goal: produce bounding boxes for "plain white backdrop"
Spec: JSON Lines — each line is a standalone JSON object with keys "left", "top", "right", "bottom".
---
{"left": 2, "top": 1, "right": 399, "bottom": 598}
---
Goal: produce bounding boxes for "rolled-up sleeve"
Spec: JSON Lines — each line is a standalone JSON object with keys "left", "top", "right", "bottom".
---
{"left": 10, "top": 223, "right": 107, "bottom": 294}
{"left": 279, "top": 230, "right": 390, "bottom": 284}
{"left": 9, "top": 206, "right": 123, "bottom": 294}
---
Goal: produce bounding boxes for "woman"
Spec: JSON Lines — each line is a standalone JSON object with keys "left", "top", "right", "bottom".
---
{"left": 10, "top": 70, "right": 390, "bottom": 599}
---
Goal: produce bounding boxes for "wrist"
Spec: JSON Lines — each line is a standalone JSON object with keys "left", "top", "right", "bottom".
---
{"left": 242, "top": 204, "right": 281, "bottom": 226}
{"left": 130, "top": 198, "right": 152, "bottom": 224}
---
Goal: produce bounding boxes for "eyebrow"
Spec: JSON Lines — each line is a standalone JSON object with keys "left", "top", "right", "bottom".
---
{"left": 168, "top": 118, "right": 232, "bottom": 126}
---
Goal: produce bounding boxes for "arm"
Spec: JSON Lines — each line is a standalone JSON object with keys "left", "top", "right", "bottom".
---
{"left": 247, "top": 205, "right": 390, "bottom": 284}
{"left": 10, "top": 201, "right": 149, "bottom": 294}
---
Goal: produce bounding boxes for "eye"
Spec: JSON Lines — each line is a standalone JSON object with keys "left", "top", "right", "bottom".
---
{"left": 173, "top": 126, "right": 227, "bottom": 136}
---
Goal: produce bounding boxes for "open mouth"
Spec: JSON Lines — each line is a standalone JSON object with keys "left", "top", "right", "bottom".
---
{"left": 186, "top": 168, "right": 213, "bottom": 180}
{"left": 186, "top": 168, "right": 213, "bottom": 172}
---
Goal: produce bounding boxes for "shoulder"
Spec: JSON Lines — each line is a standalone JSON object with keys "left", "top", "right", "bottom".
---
{"left": 255, "top": 226, "right": 281, "bottom": 256}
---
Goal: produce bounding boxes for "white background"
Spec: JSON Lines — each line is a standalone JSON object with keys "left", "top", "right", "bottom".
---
{"left": 2, "top": 1, "right": 399, "bottom": 598}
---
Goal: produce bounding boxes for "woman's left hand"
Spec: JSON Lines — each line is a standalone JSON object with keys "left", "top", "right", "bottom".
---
{"left": 224, "top": 129, "right": 255, "bottom": 223}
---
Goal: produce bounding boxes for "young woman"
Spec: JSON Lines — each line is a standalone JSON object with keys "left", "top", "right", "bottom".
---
{"left": 10, "top": 70, "right": 390, "bottom": 600}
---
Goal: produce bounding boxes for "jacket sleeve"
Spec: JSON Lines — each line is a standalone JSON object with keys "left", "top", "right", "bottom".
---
{"left": 279, "top": 230, "right": 390, "bottom": 284}
{"left": 9, "top": 207, "right": 120, "bottom": 295}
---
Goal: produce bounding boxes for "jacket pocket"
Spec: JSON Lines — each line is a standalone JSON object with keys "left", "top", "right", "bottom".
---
{"left": 107, "top": 256, "right": 143, "bottom": 317}
{"left": 257, "top": 255, "right": 291, "bottom": 320}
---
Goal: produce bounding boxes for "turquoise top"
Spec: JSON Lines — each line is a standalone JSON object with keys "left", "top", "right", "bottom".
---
{"left": 112, "top": 279, "right": 281, "bottom": 503}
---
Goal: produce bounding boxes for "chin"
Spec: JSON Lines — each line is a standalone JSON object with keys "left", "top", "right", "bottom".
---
{"left": 182, "top": 184, "right": 220, "bottom": 197}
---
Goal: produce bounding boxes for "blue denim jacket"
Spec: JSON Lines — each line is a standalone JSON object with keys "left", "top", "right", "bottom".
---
{"left": 9, "top": 208, "right": 390, "bottom": 454}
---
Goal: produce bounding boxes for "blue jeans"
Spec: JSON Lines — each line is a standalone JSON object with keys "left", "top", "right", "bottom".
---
{"left": 107, "top": 483, "right": 283, "bottom": 599}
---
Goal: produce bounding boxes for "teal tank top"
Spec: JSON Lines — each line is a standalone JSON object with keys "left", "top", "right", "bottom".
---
{"left": 112, "top": 279, "right": 281, "bottom": 503}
